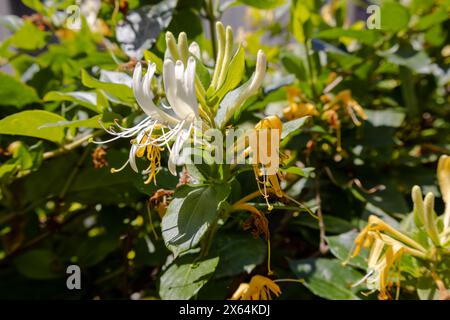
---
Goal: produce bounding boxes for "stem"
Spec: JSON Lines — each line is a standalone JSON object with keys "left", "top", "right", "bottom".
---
{"left": 206, "top": 0, "right": 218, "bottom": 60}
{"left": 43, "top": 130, "right": 104, "bottom": 160}
{"left": 59, "top": 146, "right": 90, "bottom": 199}
{"left": 274, "top": 278, "right": 305, "bottom": 285}
{"left": 315, "top": 175, "right": 328, "bottom": 254}
{"left": 233, "top": 189, "right": 274, "bottom": 207}
{"left": 304, "top": 39, "right": 318, "bottom": 99}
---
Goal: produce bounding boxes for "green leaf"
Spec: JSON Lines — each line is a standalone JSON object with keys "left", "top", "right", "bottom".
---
{"left": 76, "top": 235, "right": 117, "bottom": 267}
{"left": 162, "top": 184, "right": 231, "bottom": 255}
{"left": 143, "top": 50, "right": 164, "bottom": 73}
{"left": 194, "top": 56, "right": 211, "bottom": 89}
{"left": 292, "top": 214, "right": 354, "bottom": 234}
{"left": 292, "top": 3, "right": 312, "bottom": 43}
{"left": 159, "top": 255, "right": 219, "bottom": 300}
{"left": 237, "top": 0, "right": 285, "bottom": 9}
{"left": 0, "top": 110, "right": 66, "bottom": 143}
{"left": 39, "top": 115, "right": 103, "bottom": 129}
{"left": 210, "top": 45, "right": 245, "bottom": 104}
{"left": 380, "top": 1, "right": 410, "bottom": 32}
{"left": 326, "top": 230, "right": 368, "bottom": 269}
{"left": 22, "top": 0, "right": 46, "bottom": 12}
{"left": 13, "top": 249, "right": 62, "bottom": 280}
{"left": 214, "top": 65, "right": 265, "bottom": 129}
{"left": 281, "top": 117, "right": 309, "bottom": 140}
{"left": 280, "top": 166, "right": 314, "bottom": 177}
{"left": 280, "top": 52, "right": 307, "bottom": 81}
{"left": 0, "top": 72, "right": 40, "bottom": 108}
{"left": 44, "top": 91, "right": 98, "bottom": 112}
{"left": 289, "top": 258, "right": 363, "bottom": 300}
{"left": 315, "top": 28, "right": 380, "bottom": 46}
{"left": 415, "top": 9, "right": 448, "bottom": 31}
{"left": 0, "top": 163, "right": 18, "bottom": 181}
{"left": 81, "top": 69, "right": 135, "bottom": 104}
{"left": 210, "top": 232, "right": 266, "bottom": 278}
{"left": 8, "top": 20, "right": 48, "bottom": 50}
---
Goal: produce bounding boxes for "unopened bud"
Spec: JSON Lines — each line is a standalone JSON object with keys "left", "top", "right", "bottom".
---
{"left": 177, "top": 32, "right": 189, "bottom": 64}
{"left": 412, "top": 185, "right": 425, "bottom": 227}
{"left": 424, "top": 192, "right": 440, "bottom": 246}
{"left": 7, "top": 141, "right": 22, "bottom": 156}
{"left": 165, "top": 32, "right": 179, "bottom": 60}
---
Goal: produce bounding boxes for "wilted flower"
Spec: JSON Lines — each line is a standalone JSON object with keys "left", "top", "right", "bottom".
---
{"left": 351, "top": 156, "right": 450, "bottom": 299}
{"left": 323, "top": 90, "right": 367, "bottom": 127}
{"left": 230, "top": 275, "right": 281, "bottom": 300}
{"left": 351, "top": 215, "right": 428, "bottom": 299}
{"left": 283, "top": 87, "right": 318, "bottom": 120}
{"left": 252, "top": 116, "right": 284, "bottom": 210}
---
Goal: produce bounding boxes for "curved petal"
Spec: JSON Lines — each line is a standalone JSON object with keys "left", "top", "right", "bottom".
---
{"left": 188, "top": 42, "right": 201, "bottom": 59}
{"left": 184, "top": 57, "right": 198, "bottom": 116}
{"left": 133, "top": 62, "right": 179, "bottom": 126}
{"left": 168, "top": 125, "right": 191, "bottom": 175}
{"left": 163, "top": 59, "right": 197, "bottom": 120}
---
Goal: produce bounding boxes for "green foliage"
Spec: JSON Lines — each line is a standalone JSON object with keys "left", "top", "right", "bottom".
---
{"left": 0, "top": 110, "right": 66, "bottom": 143}
{"left": 162, "top": 184, "right": 230, "bottom": 256}
{"left": 0, "top": 0, "right": 448, "bottom": 301}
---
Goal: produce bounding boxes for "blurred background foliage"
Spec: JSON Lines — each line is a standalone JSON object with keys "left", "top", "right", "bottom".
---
{"left": 0, "top": 0, "right": 449, "bottom": 299}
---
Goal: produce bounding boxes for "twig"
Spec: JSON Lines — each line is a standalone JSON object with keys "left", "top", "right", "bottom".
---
{"left": 315, "top": 176, "right": 328, "bottom": 254}
{"left": 43, "top": 130, "right": 104, "bottom": 160}
{"left": 59, "top": 146, "right": 91, "bottom": 199}
{"left": 205, "top": 0, "right": 218, "bottom": 60}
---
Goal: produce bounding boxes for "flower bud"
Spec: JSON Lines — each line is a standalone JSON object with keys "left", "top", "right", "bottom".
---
{"left": 7, "top": 141, "right": 22, "bottom": 156}
{"left": 165, "top": 31, "right": 179, "bottom": 60}
{"left": 411, "top": 185, "right": 425, "bottom": 227}
{"left": 437, "top": 155, "right": 450, "bottom": 229}
{"left": 177, "top": 32, "right": 189, "bottom": 64}
{"left": 424, "top": 192, "right": 440, "bottom": 246}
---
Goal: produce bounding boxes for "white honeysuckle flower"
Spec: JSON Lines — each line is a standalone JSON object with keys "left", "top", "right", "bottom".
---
{"left": 188, "top": 42, "right": 201, "bottom": 59}
{"left": 96, "top": 56, "right": 199, "bottom": 178}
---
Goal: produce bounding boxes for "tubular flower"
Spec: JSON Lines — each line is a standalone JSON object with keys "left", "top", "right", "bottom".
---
{"left": 253, "top": 116, "right": 284, "bottom": 210}
{"left": 283, "top": 87, "right": 318, "bottom": 121}
{"left": 323, "top": 90, "right": 368, "bottom": 126}
{"left": 230, "top": 275, "right": 281, "bottom": 300}
{"left": 356, "top": 239, "right": 405, "bottom": 300}
{"left": 351, "top": 215, "right": 428, "bottom": 299}
{"left": 96, "top": 34, "right": 200, "bottom": 179}
{"left": 438, "top": 155, "right": 450, "bottom": 229}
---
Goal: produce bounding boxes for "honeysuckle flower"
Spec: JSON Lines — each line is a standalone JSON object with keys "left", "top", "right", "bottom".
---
{"left": 252, "top": 116, "right": 284, "bottom": 210}
{"left": 438, "top": 155, "right": 450, "bottom": 229}
{"left": 353, "top": 237, "right": 405, "bottom": 300}
{"left": 351, "top": 215, "right": 428, "bottom": 299}
{"left": 97, "top": 53, "right": 199, "bottom": 180}
{"left": 230, "top": 275, "right": 281, "bottom": 300}
{"left": 283, "top": 87, "right": 318, "bottom": 120}
{"left": 323, "top": 90, "right": 368, "bottom": 126}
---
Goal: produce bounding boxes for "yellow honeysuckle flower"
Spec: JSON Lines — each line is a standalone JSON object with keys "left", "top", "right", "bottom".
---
{"left": 438, "top": 155, "right": 450, "bottom": 229}
{"left": 352, "top": 215, "right": 427, "bottom": 259}
{"left": 323, "top": 90, "right": 368, "bottom": 127}
{"left": 230, "top": 275, "right": 281, "bottom": 300}
{"left": 351, "top": 215, "right": 430, "bottom": 299}
{"left": 283, "top": 87, "right": 318, "bottom": 121}
{"left": 253, "top": 116, "right": 284, "bottom": 209}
